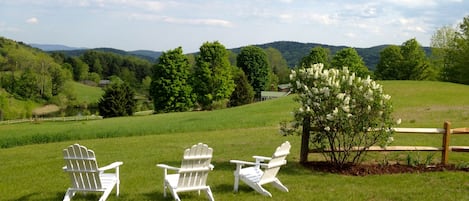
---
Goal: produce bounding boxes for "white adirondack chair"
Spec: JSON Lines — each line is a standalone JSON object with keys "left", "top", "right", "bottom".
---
{"left": 230, "top": 141, "right": 291, "bottom": 197}
{"left": 156, "top": 143, "right": 215, "bottom": 201}
{"left": 62, "top": 144, "right": 123, "bottom": 201}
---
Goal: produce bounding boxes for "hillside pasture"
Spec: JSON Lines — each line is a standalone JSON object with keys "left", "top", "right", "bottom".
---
{"left": 1, "top": 81, "right": 469, "bottom": 200}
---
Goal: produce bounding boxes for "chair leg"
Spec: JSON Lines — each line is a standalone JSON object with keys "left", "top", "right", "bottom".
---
{"left": 233, "top": 171, "right": 240, "bottom": 192}
{"left": 271, "top": 179, "right": 289, "bottom": 192}
{"left": 205, "top": 187, "right": 215, "bottom": 201}
{"left": 62, "top": 189, "right": 75, "bottom": 201}
{"left": 99, "top": 188, "right": 113, "bottom": 201}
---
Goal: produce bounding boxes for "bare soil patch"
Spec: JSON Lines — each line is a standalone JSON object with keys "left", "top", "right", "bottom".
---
{"left": 304, "top": 161, "right": 469, "bottom": 176}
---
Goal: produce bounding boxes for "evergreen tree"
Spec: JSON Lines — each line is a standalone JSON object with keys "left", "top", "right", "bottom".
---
{"left": 229, "top": 68, "right": 254, "bottom": 107}
{"left": 98, "top": 82, "right": 136, "bottom": 118}
{"left": 150, "top": 47, "right": 195, "bottom": 113}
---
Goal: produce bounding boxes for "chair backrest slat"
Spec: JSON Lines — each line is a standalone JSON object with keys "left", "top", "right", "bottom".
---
{"left": 178, "top": 143, "right": 213, "bottom": 188}
{"left": 63, "top": 144, "right": 102, "bottom": 190}
{"left": 260, "top": 141, "right": 291, "bottom": 183}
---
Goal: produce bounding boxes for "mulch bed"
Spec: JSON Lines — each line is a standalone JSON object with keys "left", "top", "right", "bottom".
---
{"left": 304, "top": 161, "right": 469, "bottom": 176}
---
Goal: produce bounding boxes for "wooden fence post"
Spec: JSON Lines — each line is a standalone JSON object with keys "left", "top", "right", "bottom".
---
{"left": 300, "top": 116, "right": 310, "bottom": 164}
{"left": 442, "top": 121, "right": 451, "bottom": 165}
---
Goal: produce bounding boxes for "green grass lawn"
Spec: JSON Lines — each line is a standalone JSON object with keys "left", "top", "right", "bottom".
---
{"left": 70, "top": 81, "right": 104, "bottom": 104}
{"left": 1, "top": 81, "right": 469, "bottom": 201}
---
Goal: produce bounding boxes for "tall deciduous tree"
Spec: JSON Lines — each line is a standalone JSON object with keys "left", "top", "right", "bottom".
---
{"left": 430, "top": 25, "right": 457, "bottom": 81}
{"left": 375, "top": 45, "right": 403, "bottom": 80}
{"left": 237, "top": 46, "right": 270, "bottom": 98}
{"left": 331, "top": 47, "right": 370, "bottom": 78}
{"left": 193, "top": 41, "right": 235, "bottom": 110}
{"left": 445, "top": 16, "right": 469, "bottom": 84}
{"left": 150, "top": 47, "right": 195, "bottom": 113}
{"left": 265, "top": 47, "right": 290, "bottom": 84}
{"left": 300, "top": 46, "right": 331, "bottom": 68}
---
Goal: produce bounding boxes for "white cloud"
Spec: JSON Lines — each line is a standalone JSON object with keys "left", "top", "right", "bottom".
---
{"left": 129, "top": 13, "right": 233, "bottom": 28}
{"left": 26, "top": 17, "right": 39, "bottom": 24}
{"left": 385, "top": 0, "right": 437, "bottom": 8}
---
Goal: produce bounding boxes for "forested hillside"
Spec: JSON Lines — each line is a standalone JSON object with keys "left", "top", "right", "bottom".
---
{"left": 41, "top": 41, "right": 430, "bottom": 70}
{"left": 234, "top": 41, "right": 430, "bottom": 70}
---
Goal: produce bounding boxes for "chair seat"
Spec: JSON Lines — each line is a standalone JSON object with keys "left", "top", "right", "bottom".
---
{"left": 230, "top": 141, "right": 291, "bottom": 197}
{"left": 157, "top": 143, "right": 215, "bottom": 201}
{"left": 239, "top": 167, "right": 263, "bottom": 183}
{"left": 165, "top": 174, "right": 179, "bottom": 189}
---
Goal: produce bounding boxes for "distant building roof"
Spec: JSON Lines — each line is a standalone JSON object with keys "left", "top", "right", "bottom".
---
{"left": 260, "top": 91, "right": 290, "bottom": 101}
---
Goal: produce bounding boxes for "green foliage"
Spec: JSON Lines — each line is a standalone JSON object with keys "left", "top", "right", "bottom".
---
{"left": 150, "top": 47, "right": 195, "bottom": 113}
{"left": 193, "top": 41, "right": 235, "bottom": 110}
{"left": 376, "top": 39, "right": 436, "bottom": 80}
{"left": 331, "top": 47, "right": 370, "bottom": 78}
{"left": 444, "top": 15, "right": 469, "bottom": 84}
{"left": 375, "top": 45, "right": 403, "bottom": 80}
{"left": 430, "top": 25, "right": 457, "bottom": 81}
{"left": 265, "top": 47, "right": 290, "bottom": 84}
{"left": 0, "top": 37, "right": 72, "bottom": 101}
{"left": 300, "top": 46, "right": 331, "bottom": 68}
{"left": 237, "top": 46, "right": 270, "bottom": 98}
{"left": 229, "top": 68, "right": 254, "bottom": 107}
{"left": 401, "top": 38, "right": 436, "bottom": 80}
{"left": 98, "top": 82, "right": 136, "bottom": 118}
{"left": 282, "top": 64, "right": 396, "bottom": 166}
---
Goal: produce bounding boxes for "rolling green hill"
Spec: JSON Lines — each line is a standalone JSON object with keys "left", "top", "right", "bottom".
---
{"left": 0, "top": 81, "right": 467, "bottom": 149}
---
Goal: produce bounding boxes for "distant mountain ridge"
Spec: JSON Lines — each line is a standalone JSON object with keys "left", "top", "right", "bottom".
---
{"left": 31, "top": 41, "right": 430, "bottom": 70}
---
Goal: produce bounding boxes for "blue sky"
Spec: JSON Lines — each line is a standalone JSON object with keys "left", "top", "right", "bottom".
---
{"left": 0, "top": 0, "right": 468, "bottom": 53}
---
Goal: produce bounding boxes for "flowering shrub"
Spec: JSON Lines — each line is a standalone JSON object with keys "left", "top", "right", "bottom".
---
{"left": 281, "top": 64, "right": 396, "bottom": 166}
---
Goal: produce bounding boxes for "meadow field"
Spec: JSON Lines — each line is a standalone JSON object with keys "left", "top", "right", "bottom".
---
{"left": 1, "top": 81, "right": 469, "bottom": 201}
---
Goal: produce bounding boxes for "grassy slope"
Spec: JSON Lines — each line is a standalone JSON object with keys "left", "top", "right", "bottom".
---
{"left": 1, "top": 81, "right": 469, "bottom": 200}
{"left": 69, "top": 81, "right": 104, "bottom": 104}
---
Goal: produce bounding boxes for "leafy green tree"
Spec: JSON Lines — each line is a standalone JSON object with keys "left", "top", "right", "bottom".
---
{"left": 445, "top": 16, "right": 469, "bottom": 84}
{"left": 193, "top": 41, "right": 235, "bottom": 110}
{"left": 150, "top": 47, "right": 195, "bottom": 113}
{"left": 98, "top": 82, "right": 136, "bottom": 118}
{"left": 430, "top": 25, "right": 457, "bottom": 81}
{"left": 265, "top": 47, "right": 290, "bottom": 84}
{"left": 49, "top": 63, "right": 71, "bottom": 96}
{"left": 375, "top": 45, "right": 403, "bottom": 80}
{"left": 331, "top": 48, "right": 370, "bottom": 78}
{"left": 300, "top": 46, "right": 331, "bottom": 68}
{"left": 237, "top": 46, "right": 270, "bottom": 99}
{"left": 67, "top": 57, "right": 89, "bottom": 81}
{"left": 400, "top": 38, "right": 434, "bottom": 80}
{"left": 16, "top": 68, "right": 39, "bottom": 99}
{"left": 229, "top": 68, "right": 254, "bottom": 107}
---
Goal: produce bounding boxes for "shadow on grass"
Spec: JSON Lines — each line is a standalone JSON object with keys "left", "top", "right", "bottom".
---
{"left": 11, "top": 193, "right": 38, "bottom": 201}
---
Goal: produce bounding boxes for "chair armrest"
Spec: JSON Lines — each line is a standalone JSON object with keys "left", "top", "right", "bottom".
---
{"left": 209, "top": 164, "right": 215, "bottom": 170}
{"left": 99, "top": 161, "right": 124, "bottom": 171}
{"left": 229, "top": 160, "right": 258, "bottom": 166}
{"left": 62, "top": 166, "right": 67, "bottom": 171}
{"left": 253, "top": 155, "right": 272, "bottom": 161}
{"left": 156, "top": 164, "right": 180, "bottom": 171}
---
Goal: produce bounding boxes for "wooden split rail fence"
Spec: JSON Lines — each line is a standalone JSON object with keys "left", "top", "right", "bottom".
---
{"left": 300, "top": 121, "right": 469, "bottom": 165}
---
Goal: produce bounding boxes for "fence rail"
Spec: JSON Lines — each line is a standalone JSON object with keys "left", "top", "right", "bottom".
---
{"left": 303, "top": 121, "right": 469, "bottom": 165}
{"left": 0, "top": 115, "right": 103, "bottom": 125}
